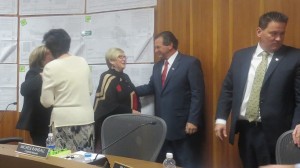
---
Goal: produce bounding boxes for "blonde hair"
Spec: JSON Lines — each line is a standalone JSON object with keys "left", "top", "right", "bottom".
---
{"left": 29, "top": 45, "right": 49, "bottom": 68}
{"left": 105, "top": 48, "right": 124, "bottom": 68}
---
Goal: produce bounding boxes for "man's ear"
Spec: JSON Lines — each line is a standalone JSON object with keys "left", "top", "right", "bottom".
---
{"left": 257, "top": 27, "right": 262, "bottom": 38}
{"left": 168, "top": 43, "right": 174, "bottom": 50}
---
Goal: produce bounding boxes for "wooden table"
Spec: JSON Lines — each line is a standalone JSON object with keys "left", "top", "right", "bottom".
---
{"left": 107, "top": 155, "right": 163, "bottom": 168}
{"left": 0, "top": 144, "right": 163, "bottom": 168}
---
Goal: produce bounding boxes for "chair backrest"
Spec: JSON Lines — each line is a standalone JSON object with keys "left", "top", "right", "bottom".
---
{"left": 276, "top": 130, "right": 300, "bottom": 164}
{"left": 101, "top": 114, "right": 167, "bottom": 162}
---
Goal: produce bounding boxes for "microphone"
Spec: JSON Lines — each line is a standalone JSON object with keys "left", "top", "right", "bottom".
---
{"left": 5, "top": 102, "right": 17, "bottom": 111}
{"left": 0, "top": 102, "right": 17, "bottom": 123}
{"left": 92, "top": 121, "right": 157, "bottom": 162}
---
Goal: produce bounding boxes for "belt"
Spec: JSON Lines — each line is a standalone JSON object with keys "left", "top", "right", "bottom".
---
{"left": 237, "top": 120, "right": 262, "bottom": 127}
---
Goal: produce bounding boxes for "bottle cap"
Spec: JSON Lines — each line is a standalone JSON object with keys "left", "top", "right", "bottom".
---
{"left": 166, "top": 152, "right": 173, "bottom": 158}
{"left": 48, "top": 133, "right": 53, "bottom": 136}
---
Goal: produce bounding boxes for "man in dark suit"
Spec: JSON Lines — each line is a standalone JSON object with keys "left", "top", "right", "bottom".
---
{"left": 136, "top": 31, "right": 205, "bottom": 167}
{"left": 215, "top": 11, "right": 300, "bottom": 168}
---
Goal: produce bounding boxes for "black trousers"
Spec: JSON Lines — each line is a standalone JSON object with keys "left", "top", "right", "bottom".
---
{"left": 237, "top": 120, "right": 276, "bottom": 168}
{"left": 156, "top": 133, "right": 202, "bottom": 168}
{"left": 30, "top": 131, "right": 48, "bottom": 147}
{"left": 94, "top": 118, "right": 105, "bottom": 153}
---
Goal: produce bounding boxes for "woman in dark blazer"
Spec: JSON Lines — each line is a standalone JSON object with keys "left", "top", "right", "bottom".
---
{"left": 93, "top": 48, "right": 141, "bottom": 152}
{"left": 16, "top": 45, "right": 53, "bottom": 146}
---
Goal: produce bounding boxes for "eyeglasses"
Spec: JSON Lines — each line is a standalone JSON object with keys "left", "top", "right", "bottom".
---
{"left": 117, "top": 55, "right": 127, "bottom": 60}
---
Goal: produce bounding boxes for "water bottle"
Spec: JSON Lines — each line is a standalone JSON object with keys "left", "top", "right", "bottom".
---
{"left": 46, "top": 133, "right": 56, "bottom": 150}
{"left": 163, "top": 152, "right": 176, "bottom": 168}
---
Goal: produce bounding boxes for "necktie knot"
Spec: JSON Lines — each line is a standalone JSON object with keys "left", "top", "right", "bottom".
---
{"left": 261, "top": 51, "right": 269, "bottom": 60}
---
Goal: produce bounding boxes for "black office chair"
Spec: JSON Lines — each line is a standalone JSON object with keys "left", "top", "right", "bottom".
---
{"left": 101, "top": 114, "right": 167, "bottom": 162}
{"left": 0, "top": 137, "right": 23, "bottom": 144}
{"left": 276, "top": 130, "right": 300, "bottom": 164}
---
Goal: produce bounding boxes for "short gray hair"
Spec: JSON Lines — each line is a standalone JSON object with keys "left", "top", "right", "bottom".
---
{"left": 105, "top": 48, "right": 124, "bottom": 68}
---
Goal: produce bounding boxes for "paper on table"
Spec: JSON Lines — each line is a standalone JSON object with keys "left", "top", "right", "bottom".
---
{"left": 72, "top": 151, "right": 106, "bottom": 161}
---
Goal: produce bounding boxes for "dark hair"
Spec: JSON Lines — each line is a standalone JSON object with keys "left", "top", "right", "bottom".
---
{"left": 155, "top": 31, "right": 178, "bottom": 50}
{"left": 259, "top": 11, "right": 288, "bottom": 30}
{"left": 43, "top": 29, "right": 71, "bottom": 58}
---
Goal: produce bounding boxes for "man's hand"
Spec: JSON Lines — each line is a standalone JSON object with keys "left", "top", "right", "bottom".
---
{"left": 185, "top": 122, "right": 198, "bottom": 135}
{"left": 214, "top": 124, "right": 227, "bottom": 141}
{"left": 292, "top": 124, "right": 300, "bottom": 147}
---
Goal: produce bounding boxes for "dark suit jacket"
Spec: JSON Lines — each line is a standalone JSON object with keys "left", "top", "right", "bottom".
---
{"left": 216, "top": 45, "right": 300, "bottom": 148}
{"left": 16, "top": 67, "right": 52, "bottom": 134}
{"left": 136, "top": 52, "right": 205, "bottom": 140}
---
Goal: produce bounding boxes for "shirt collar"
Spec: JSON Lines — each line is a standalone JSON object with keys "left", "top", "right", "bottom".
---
{"left": 166, "top": 51, "right": 178, "bottom": 65}
{"left": 256, "top": 43, "right": 274, "bottom": 56}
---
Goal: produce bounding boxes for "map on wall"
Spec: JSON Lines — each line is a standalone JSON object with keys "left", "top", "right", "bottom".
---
{"left": 19, "top": 0, "right": 85, "bottom": 15}
{"left": 0, "top": 17, "right": 18, "bottom": 63}
{"left": 0, "top": 0, "right": 17, "bottom": 15}
{"left": 87, "top": 0, "right": 157, "bottom": 13}
{"left": 0, "top": 64, "right": 17, "bottom": 110}
{"left": 19, "top": 8, "right": 154, "bottom": 64}
{"left": 83, "top": 8, "right": 154, "bottom": 63}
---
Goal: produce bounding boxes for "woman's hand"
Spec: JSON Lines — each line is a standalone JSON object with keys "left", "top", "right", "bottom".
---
{"left": 132, "top": 110, "right": 141, "bottom": 114}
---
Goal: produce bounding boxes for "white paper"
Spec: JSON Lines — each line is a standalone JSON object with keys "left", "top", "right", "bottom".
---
{"left": 0, "top": 64, "right": 17, "bottom": 110}
{"left": 125, "top": 64, "right": 154, "bottom": 115}
{"left": 0, "top": 0, "right": 17, "bottom": 15}
{"left": 72, "top": 151, "right": 105, "bottom": 161}
{"left": 19, "top": 8, "right": 154, "bottom": 64}
{"left": 19, "top": 15, "right": 86, "bottom": 64}
{"left": 83, "top": 8, "right": 154, "bottom": 64}
{"left": 0, "top": 17, "right": 18, "bottom": 63}
{"left": 87, "top": 0, "right": 156, "bottom": 13}
{"left": 19, "top": 0, "right": 85, "bottom": 15}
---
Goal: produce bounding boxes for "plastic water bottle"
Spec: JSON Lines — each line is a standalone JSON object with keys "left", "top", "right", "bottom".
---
{"left": 46, "top": 133, "right": 56, "bottom": 150}
{"left": 163, "top": 153, "right": 176, "bottom": 168}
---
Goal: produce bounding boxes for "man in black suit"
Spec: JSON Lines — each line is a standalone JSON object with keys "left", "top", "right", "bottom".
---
{"left": 136, "top": 31, "right": 205, "bottom": 167}
{"left": 215, "top": 11, "right": 300, "bottom": 168}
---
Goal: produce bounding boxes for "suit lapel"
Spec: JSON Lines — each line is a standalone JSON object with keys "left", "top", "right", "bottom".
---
{"left": 156, "top": 60, "right": 164, "bottom": 92}
{"left": 263, "top": 46, "right": 286, "bottom": 84}
{"left": 239, "top": 53, "right": 253, "bottom": 89}
{"left": 235, "top": 48, "right": 255, "bottom": 105}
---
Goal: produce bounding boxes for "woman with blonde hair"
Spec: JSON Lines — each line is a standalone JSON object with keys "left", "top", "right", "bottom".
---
{"left": 16, "top": 45, "right": 53, "bottom": 146}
